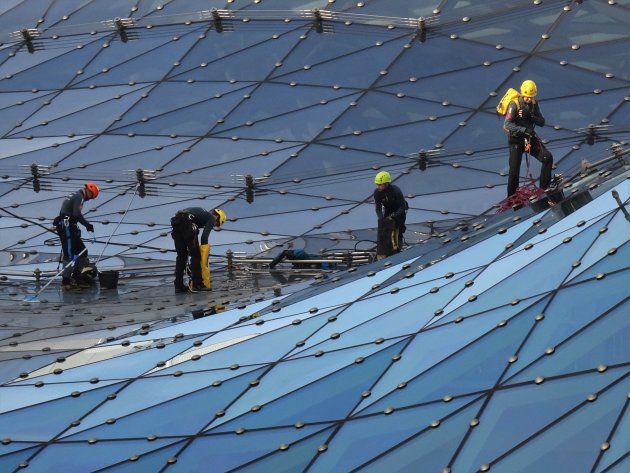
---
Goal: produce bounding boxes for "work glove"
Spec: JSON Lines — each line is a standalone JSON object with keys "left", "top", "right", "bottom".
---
{"left": 85, "top": 223, "right": 94, "bottom": 233}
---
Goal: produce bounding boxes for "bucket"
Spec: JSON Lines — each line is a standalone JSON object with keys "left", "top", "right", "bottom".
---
{"left": 98, "top": 270, "right": 119, "bottom": 289}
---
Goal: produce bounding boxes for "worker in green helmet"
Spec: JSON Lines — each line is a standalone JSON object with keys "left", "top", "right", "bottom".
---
{"left": 373, "top": 171, "right": 408, "bottom": 259}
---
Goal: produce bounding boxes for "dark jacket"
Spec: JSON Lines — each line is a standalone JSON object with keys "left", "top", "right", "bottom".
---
{"left": 503, "top": 97, "right": 546, "bottom": 142}
{"left": 177, "top": 207, "right": 216, "bottom": 244}
{"left": 374, "top": 184, "right": 407, "bottom": 226}
{"left": 58, "top": 189, "right": 92, "bottom": 228}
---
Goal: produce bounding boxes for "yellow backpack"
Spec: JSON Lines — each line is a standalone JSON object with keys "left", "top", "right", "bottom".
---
{"left": 496, "top": 87, "right": 521, "bottom": 116}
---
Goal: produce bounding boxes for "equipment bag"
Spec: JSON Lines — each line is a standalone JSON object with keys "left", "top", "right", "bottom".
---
{"left": 496, "top": 87, "right": 520, "bottom": 116}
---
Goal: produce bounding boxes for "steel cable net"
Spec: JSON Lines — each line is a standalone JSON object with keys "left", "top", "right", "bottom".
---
{"left": 0, "top": 1, "right": 629, "bottom": 471}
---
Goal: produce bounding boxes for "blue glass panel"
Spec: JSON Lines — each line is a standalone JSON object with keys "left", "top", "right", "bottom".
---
{"left": 507, "top": 269, "right": 630, "bottom": 381}
{"left": 0, "top": 441, "right": 38, "bottom": 455}
{"left": 489, "top": 375, "right": 628, "bottom": 473}
{"left": 100, "top": 442, "right": 186, "bottom": 473}
{"left": 19, "top": 85, "right": 144, "bottom": 129}
{"left": 359, "top": 398, "right": 483, "bottom": 472}
{"left": 510, "top": 300, "right": 629, "bottom": 382}
{"left": 24, "top": 438, "right": 178, "bottom": 473}
{"left": 50, "top": 1, "right": 139, "bottom": 27}
{"left": 298, "top": 270, "right": 480, "bottom": 356}
{"left": 214, "top": 83, "right": 351, "bottom": 128}
{"left": 1, "top": 380, "right": 124, "bottom": 414}
{"left": 0, "top": 0, "right": 53, "bottom": 33}
{"left": 66, "top": 368, "right": 267, "bottom": 439}
{"left": 600, "top": 457, "right": 630, "bottom": 473}
{"left": 141, "top": 1, "right": 225, "bottom": 17}
{"left": 364, "top": 310, "right": 534, "bottom": 410}
{"left": 360, "top": 299, "right": 546, "bottom": 415}
{"left": 182, "top": 29, "right": 305, "bottom": 82}
{"left": 329, "top": 91, "right": 451, "bottom": 135}
{"left": 0, "top": 351, "right": 72, "bottom": 385}
{"left": 111, "top": 81, "right": 250, "bottom": 128}
{"left": 211, "top": 340, "right": 407, "bottom": 431}
{"left": 596, "top": 395, "right": 630, "bottom": 472}
{"left": 214, "top": 93, "right": 362, "bottom": 142}
{"left": 385, "top": 41, "right": 517, "bottom": 88}
{"left": 170, "top": 425, "right": 333, "bottom": 472}
{"left": 235, "top": 427, "right": 333, "bottom": 473}
{"left": 570, "top": 222, "right": 630, "bottom": 283}
{"left": 539, "top": 1, "right": 630, "bottom": 51}
{"left": 455, "top": 8, "right": 559, "bottom": 53}
{"left": 262, "top": 263, "right": 408, "bottom": 324}
{"left": 442, "top": 212, "right": 607, "bottom": 319}
{"left": 321, "top": 113, "right": 468, "bottom": 155}
{"left": 42, "top": 0, "right": 107, "bottom": 29}
{"left": 27, "top": 337, "right": 191, "bottom": 384}
{"left": 274, "top": 35, "right": 410, "bottom": 89}
{"left": 159, "top": 315, "right": 327, "bottom": 376}
{"left": 211, "top": 339, "right": 401, "bottom": 430}
{"left": 0, "top": 383, "right": 115, "bottom": 441}
{"left": 112, "top": 85, "right": 256, "bottom": 136}
{"left": 311, "top": 395, "right": 475, "bottom": 472}
{"left": 544, "top": 89, "right": 630, "bottom": 132}
{"left": 0, "top": 446, "right": 39, "bottom": 473}
{"left": 276, "top": 26, "right": 390, "bottom": 74}
{"left": 337, "top": 0, "right": 436, "bottom": 18}
{"left": 0, "top": 96, "right": 54, "bottom": 136}
{"left": 174, "top": 28, "right": 301, "bottom": 79}
{"left": 0, "top": 38, "right": 105, "bottom": 92}
{"left": 452, "top": 369, "right": 625, "bottom": 471}
{"left": 81, "top": 31, "right": 201, "bottom": 86}
{"left": 11, "top": 88, "right": 149, "bottom": 138}
{"left": 544, "top": 41, "right": 630, "bottom": 81}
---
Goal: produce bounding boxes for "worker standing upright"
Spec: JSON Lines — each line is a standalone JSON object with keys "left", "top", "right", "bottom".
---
{"left": 170, "top": 207, "right": 226, "bottom": 293}
{"left": 373, "top": 171, "right": 407, "bottom": 260}
{"left": 503, "top": 80, "right": 554, "bottom": 197}
{"left": 53, "top": 182, "right": 99, "bottom": 289}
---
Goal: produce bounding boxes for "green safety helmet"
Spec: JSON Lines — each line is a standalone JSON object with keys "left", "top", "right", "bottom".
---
{"left": 374, "top": 171, "right": 391, "bottom": 185}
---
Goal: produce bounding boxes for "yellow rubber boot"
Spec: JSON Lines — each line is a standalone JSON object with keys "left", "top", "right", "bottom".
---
{"left": 200, "top": 243, "right": 211, "bottom": 289}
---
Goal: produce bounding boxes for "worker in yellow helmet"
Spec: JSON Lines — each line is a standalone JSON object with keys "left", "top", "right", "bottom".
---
{"left": 170, "top": 207, "right": 226, "bottom": 293}
{"left": 503, "top": 80, "right": 554, "bottom": 197}
{"left": 374, "top": 171, "right": 408, "bottom": 260}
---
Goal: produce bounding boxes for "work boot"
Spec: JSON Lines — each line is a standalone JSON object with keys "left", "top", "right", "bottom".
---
{"left": 62, "top": 277, "right": 78, "bottom": 290}
{"left": 189, "top": 284, "right": 211, "bottom": 293}
{"left": 174, "top": 285, "right": 188, "bottom": 294}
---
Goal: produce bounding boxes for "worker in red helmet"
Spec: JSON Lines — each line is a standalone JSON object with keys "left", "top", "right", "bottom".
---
{"left": 53, "top": 182, "right": 100, "bottom": 289}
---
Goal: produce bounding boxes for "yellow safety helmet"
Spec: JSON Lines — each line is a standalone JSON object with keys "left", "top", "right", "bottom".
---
{"left": 520, "top": 80, "right": 538, "bottom": 98}
{"left": 213, "top": 208, "right": 226, "bottom": 226}
{"left": 374, "top": 171, "right": 391, "bottom": 185}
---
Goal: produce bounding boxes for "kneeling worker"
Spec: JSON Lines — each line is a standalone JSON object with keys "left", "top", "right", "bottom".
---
{"left": 170, "top": 207, "right": 226, "bottom": 293}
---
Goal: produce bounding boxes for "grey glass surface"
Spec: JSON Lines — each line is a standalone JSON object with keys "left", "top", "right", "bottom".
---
{"left": 0, "top": 1, "right": 628, "bottom": 471}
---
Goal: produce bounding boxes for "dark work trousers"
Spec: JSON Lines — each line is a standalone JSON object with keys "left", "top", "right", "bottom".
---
{"left": 56, "top": 220, "right": 87, "bottom": 281}
{"left": 377, "top": 217, "right": 402, "bottom": 259}
{"left": 171, "top": 213, "right": 201, "bottom": 289}
{"left": 507, "top": 136, "right": 553, "bottom": 197}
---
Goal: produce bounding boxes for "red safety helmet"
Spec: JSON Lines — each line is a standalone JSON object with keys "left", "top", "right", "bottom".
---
{"left": 85, "top": 182, "right": 100, "bottom": 199}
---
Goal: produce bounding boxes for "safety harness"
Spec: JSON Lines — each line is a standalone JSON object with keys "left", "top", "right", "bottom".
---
{"left": 497, "top": 137, "right": 545, "bottom": 213}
